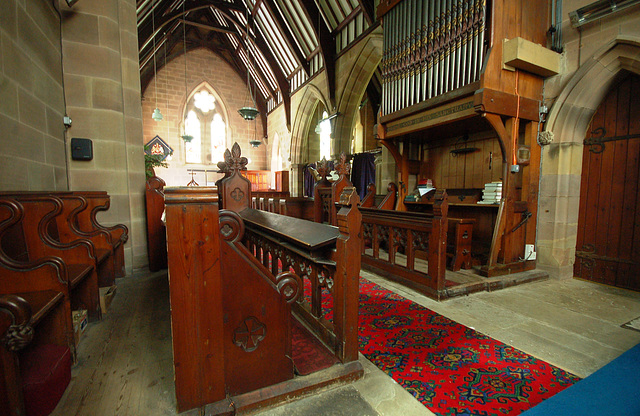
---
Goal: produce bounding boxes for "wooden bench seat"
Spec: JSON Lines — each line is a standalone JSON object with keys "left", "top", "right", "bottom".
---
{"left": 145, "top": 176, "right": 167, "bottom": 272}
{"left": 0, "top": 196, "right": 102, "bottom": 321}
{"left": 0, "top": 201, "right": 74, "bottom": 414}
{"left": 73, "top": 192, "right": 128, "bottom": 278}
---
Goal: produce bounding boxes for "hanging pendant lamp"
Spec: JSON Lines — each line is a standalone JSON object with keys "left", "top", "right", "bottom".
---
{"left": 180, "top": 1, "right": 193, "bottom": 142}
{"left": 151, "top": 4, "right": 163, "bottom": 121}
{"left": 240, "top": 4, "right": 261, "bottom": 147}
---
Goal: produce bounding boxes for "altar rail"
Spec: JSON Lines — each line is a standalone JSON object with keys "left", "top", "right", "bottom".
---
{"left": 360, "top": 189, "right": 449, "bottom": 298}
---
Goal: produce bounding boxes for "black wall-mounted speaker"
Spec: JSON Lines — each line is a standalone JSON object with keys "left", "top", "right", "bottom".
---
{"left": 71, "top": 138, "right": 93, "bottom": 161}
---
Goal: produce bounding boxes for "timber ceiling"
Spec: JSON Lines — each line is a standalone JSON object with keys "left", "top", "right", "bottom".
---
{"left": 137, "top": 0, "right": 381, "bottom": 125}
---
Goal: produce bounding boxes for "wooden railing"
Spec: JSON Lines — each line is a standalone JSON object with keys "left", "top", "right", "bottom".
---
{"left": 361, "top": 190, "right": 449, "bottom": 299}
{"left": 239, "top": 187, "right": 361, "bottom": 362}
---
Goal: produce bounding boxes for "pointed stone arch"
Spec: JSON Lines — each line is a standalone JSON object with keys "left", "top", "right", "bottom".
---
{"left": 332, "top": 31, "right": 383, "bottom": 154}
{"left": 290, "top": 84, "right": 331, "bottom": 165}
{"left": 538, "top": 36, "right": 640, "bottom": 278}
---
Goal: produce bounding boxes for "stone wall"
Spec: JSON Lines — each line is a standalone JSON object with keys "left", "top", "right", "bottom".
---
{"left": 142, "top": 48, "right": 266, "bottom": 187}
{"left": 537, "top": 1, "right": 640, "bottom": 278}
{"left": 0, "top": 0, "right": 67, "bottom": 190}
{"left": 269, "top": 28, "right": 383, "bottom": 196}
{"left": 60, "top": 0, "right": 146, "bottom": 272}
{"left": 0, "top": 0, "right": 147, "bottom": 273}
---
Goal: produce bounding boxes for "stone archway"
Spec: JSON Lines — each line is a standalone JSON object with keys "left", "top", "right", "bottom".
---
{"left": 288, "top": 84, "right": 330, "bottom": 195}
{"left": 290, "top": 84, "right": 330, "bottom": 166}
{"left": 537, "top": 37, "right": 640, "bottom": 279}
{"left": 332, "top": 31, "right": 383, "bottom": 154}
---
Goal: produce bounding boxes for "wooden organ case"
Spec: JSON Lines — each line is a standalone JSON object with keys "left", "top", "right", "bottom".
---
{"left": 376, "top": 0, "right": 557, "bottom": 276}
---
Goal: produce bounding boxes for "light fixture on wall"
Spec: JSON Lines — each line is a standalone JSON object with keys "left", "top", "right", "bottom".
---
{"left": 151, "top": 5, "right": 163, "bottom": 122}
{"left": 238, "top": 3, "right": 261, "bottom": 148}
{"left": 180, "top": 1, "right": 193, "bottom": 142}
{"left": 569, "top": 0, "right": 640, "bottom": 27}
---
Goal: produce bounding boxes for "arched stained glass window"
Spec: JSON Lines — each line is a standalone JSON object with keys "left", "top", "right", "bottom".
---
{"left": 185, "top": 110, "right": 201, "bottom": 164}
{"left": 319, "top": 111, "right": 332, "bottom": 160}
{"left": 183, "top": 86, "right": 227, "bottom": 165}
{"left": 211, "top": 113, "right": 226, "bottom": 165}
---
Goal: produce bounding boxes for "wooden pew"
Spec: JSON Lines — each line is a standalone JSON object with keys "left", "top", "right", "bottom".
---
{"left": 0, "top": 195, "right": 102, "bottom": 321}
{"left": 0, "top": 199, "right": 74, "bottom": 416}
{"left": 360, "top": 182, "right": 398, "bottom": 210}
{"left": 54, "top": 195, "right": 116, "bottom": 288}
{"left": 313, "top": 154, "right": 352, "bottom": 225}
{"left": 72, "top": 192, "right": 128, "bottom": 278}
{"left": 359, "top": 183, "right": 377, "bottom": 207}
{"left": 165, "top": 143, "right": 363, "bottom": 414}
{"left": 145, "top": 176, "right": 167, "bottom": 272}
{"left": 0, "top": 190, "right": 128, "bottom": 281}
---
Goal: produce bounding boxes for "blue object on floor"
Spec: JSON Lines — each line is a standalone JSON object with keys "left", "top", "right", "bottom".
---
{"left": 521, "top": 342, "right": 640, "bottom": 416}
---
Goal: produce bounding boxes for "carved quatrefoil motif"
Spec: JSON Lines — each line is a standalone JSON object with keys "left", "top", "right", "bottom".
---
{"left": 231, "top": 187, "right": 245, "bottom": 202}
{"left": 233, "top": 316, "right": 266, "bottom": 352}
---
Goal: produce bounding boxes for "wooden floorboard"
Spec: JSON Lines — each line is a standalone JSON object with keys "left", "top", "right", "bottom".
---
{"left": 51, "top": 271, "right": 177, "bottom": 416}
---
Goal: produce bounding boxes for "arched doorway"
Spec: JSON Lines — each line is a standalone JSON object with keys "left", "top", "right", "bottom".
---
{"left": 575, "top": 72, "right": 640, "bottom": 291}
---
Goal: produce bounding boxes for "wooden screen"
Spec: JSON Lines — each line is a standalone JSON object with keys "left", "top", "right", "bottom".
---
{"left": 575, "top": 73, "right": 640, "bottom": 291}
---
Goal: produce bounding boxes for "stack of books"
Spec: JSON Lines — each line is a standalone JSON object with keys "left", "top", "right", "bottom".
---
{"left": 478, "top": 181, "right": 502, "bottom": 204}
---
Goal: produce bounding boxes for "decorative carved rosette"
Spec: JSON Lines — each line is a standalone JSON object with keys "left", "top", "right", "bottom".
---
{"left": 377, "top": 226, "right": 389, "bottom": 245}
{"left": 1, "top": 294, "right": 34, "bottom": 352}
{"left": 233, "top": 316, "right": 266, "bottom": 352}
{"left": 392, "top": 227, "right": 407, "bottom": 250}
{"left": 363, "top": 223, "right": 373, "bottom": 240}
{"left": 276, "top": 272, "right": 302, "bottom": 303}
{"left": 219, "top": 210, "right": 245, "bottom": 243}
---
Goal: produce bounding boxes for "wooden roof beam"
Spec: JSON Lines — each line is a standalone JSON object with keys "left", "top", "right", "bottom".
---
{"left": 299, "top": 1, "right": 336, "bottom": 109}
{"left": 263, "top": 0, "right": 310, "bottom": 77}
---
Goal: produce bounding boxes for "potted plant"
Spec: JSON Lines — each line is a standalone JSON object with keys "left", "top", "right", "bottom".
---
{"left": 144, "top": 144, "right": 172, "bottom": 180}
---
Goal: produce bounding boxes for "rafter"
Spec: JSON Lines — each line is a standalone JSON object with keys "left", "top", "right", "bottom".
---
{"left": 263, "top": 0, "right": 309, "bottom": 77}
{"left": 356, "top": 0, "right": 374, "bottom": 26}
{"left": 139, "top": 0, "right": 291, "bottom": 127}
{"left": 299, "top": 1, "right": 336, "bottom": 109}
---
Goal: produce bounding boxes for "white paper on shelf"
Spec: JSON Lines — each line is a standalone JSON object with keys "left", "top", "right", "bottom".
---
{"left": 418, "top": 186, "right": 435, "bottom": 196}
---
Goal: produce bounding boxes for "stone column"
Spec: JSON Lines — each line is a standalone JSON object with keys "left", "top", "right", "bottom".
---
{"left": 60, "top": 0, "right": 146, "bottom": 273}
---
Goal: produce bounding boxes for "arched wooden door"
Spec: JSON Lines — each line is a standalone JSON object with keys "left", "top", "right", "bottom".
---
{"left": 575, "top": 73, "right": 640, "bottom": 291}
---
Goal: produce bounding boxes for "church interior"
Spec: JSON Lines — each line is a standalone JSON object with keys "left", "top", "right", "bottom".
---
{"left": 1, "top": 0, "right": 640, "bottom": 415}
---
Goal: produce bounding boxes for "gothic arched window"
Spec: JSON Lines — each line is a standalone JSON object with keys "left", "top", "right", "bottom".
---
{"left": 319, "top": 111, "right": 332, "bottom": 160}
{"left": 183, "top": 87, "right": 227, "bottom": 165}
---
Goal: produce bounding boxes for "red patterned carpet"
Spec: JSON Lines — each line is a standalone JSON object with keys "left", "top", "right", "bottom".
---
{"left": 356, "top": 278, "right": 580, "bottom": 416}
{"left": 302, "top": 277, "right": 580, "bottom": 415}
